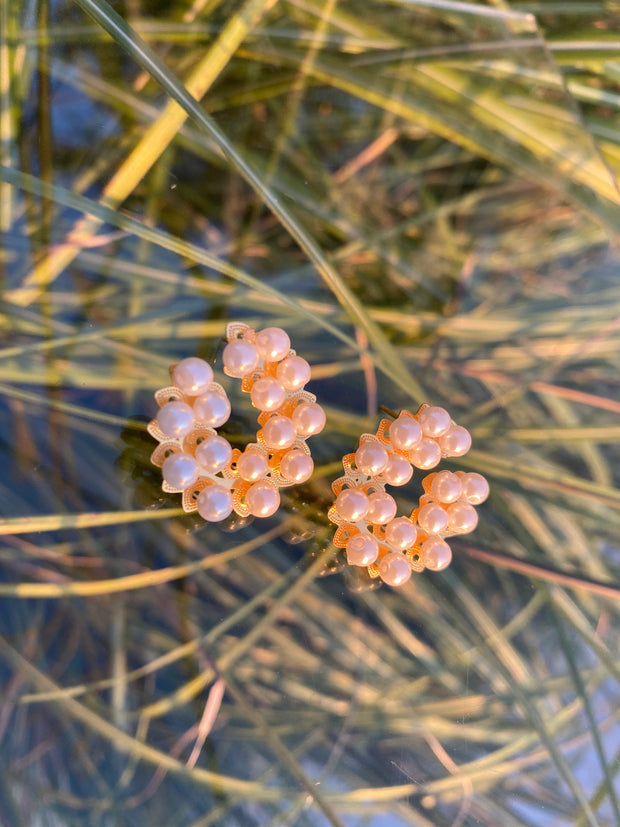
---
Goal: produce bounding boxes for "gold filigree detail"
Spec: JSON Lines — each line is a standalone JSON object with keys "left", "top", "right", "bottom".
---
{"left": 358, "top": 432, "right": 383, "bottom": 447}
{"left": 182, "top": 425, "right": 217, "bottom": 455}
{"left": 232, "top": 479, "right": 252, "bottom": 517}
{"left": 147, "top": 420, "right": 167, "bottom": 444}
{"left": 154, "top": 385, "right": 185, "bottom": 407}
{"left": 331, "top": 451, "right": 382, "bottom": 497}
{"left": 405, "top": 548, "right": 425, "bottom": 572}
{"left": 181, "top": 478, "right": 213, "bottom": 513}
{"left": 239, "top": 372, "right": 258, "bottom": 391}
{"left": 225, "top": 322, "right": 255, "bottom": 342}
{"left": 421, "top": 473, "right": 435, "bottom": 495}
{"left": 150, "top": 440, "right": 179, "bottom": 468}
{"left": 207, "top": 381, "right": 228, "bottom": 398}
{"left": 374, "top": 418, "right": 392, "bottom": 444}
{"left": 332, "top": 523, "right": 357, "bottom": 547}
{"left": 223, "top": 448, "right": 244, "bottom": 481}
{"left": 162, "top": 479, "right": 183, "bottom": 494}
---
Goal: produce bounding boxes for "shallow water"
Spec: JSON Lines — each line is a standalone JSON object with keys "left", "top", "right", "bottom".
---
{"left": 1, "top": 1, "right": 620, "bottom": 825}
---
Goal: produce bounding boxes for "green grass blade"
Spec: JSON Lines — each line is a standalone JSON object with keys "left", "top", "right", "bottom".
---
{"left": 61, "top": 0, "right": 423, "bottom": 400}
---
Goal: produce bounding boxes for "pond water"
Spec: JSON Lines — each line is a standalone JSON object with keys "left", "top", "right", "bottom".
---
{"left": 1, "top": 0, "right": 620, "bottom": 825}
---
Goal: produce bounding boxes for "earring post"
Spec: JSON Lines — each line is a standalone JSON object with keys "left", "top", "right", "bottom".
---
{"left": 379, "top": 405, "right": 400, "bottom": 419}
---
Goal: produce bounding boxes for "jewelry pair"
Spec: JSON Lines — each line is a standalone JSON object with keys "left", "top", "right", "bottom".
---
{"left": 148, "top": 323, "right": 489, "bottom": 588}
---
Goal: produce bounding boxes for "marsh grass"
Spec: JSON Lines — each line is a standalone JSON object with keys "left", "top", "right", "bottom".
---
{"left": 1, "top": 0, "right": 620, "bottom": 824}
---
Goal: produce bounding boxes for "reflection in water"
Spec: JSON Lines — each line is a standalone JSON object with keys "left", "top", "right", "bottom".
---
{"left": 2, "top": 0, "right": 620, "bottom": 823}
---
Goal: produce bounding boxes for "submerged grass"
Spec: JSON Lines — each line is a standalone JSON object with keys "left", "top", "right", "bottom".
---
{"left": 1, "top": 0, "right": 620, "bottom": 824}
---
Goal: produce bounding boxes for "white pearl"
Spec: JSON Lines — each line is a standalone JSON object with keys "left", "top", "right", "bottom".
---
{"left": 162, "top": 452, "right": 200, "bottom": 490}
{"left": 417, "top": 502, "right": 448, "bottom": 534}
{"left": 365, "top": 491, "right": 397, "bottom": 525}
{"left": 334, "top": 488, "right": 369, "bottom": 522}
{"left": 222, "top": 339, "right": 260, "bottom": 378}
{"left": 195, "top": 435, "right": 233, "bottom": 473}
{"left": 382, "top": 453, "right": 413, "bottom": 486}
{"left": 196, "top": 485, "right": 234, "bottom": 522}
{"left": 389, "top": 416, "right": 422, "bottom": 451}
{"left": 420, "top": 537, "right": 452, "bottom": 571}
{"left": 460, "top": 472, "right": 489, "bottom": 505}
{"left": 280, "top": 449, "right": 314, "bottom": 483}
{"left": 246, "top": 480, "right": 280, "bottom": 517}
{"left": 237, "top": 450, "right": 269, "bottom": 482}
{"left": 262, "top": 415, "right": 296, "bottom": 449}
{"left": 276, "top": 356, "right": 311, "bottom": 391}
{"left": 157, "top": 401, "right": 195, "bottom": 438}
{"left": 255, "top": 327, "right": 291, "bottom": 362}
{"left": 172, "top": 357, "right": 213, "bottom": 396}
{"left": 379, "top": 553, "right": 412, "bottom": 586}
{"left": 439, "top": 425, "right": 472, "bottom": 457}
{"left": 250, "top": 377, "right": 286, "bottom": 412}
{"left": 384, "top": 516, "right": 417, "bottom": 550}
{"left": 346, "top": 533, "right": 379, "bottom": 566}
{"left": 430, "top": 470, "right": 463, "bottom": 504}
{"left": 355, "top": 442, "right": 389, "bottom": 477}
{"left": 408, "top": 438, "right": 441, "bottom": 469}
{"left": 291, "top": 402, "right": 326, "bottom": 437}
{"left": 418, "top": 405, "right": 451, "bottom": 437}
{"left": 193, "top": 389, "right": 231, "bottom": 428}
{"left": 446, "top": 502, "right": 478, "bottom": 533}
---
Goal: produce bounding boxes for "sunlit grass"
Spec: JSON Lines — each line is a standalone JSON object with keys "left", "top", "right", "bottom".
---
{"left": 1, "top": 0, "right": 620, "bottom": 824}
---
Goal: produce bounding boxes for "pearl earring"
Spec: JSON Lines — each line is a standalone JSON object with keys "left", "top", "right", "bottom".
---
{"left": 328, "top": 405, "right": 488, "bottom": 587}
{"left": 148, "top": 324, "right": 324, "bottom": 523}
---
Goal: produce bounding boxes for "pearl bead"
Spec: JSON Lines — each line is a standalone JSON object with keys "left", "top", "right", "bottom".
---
{"left": 334, "top": 488, "right": 369, "bottom": 522}
{"left": 461, "top": 472, "right": 489, "bottom": 505}
{"left": 382, "top": 453, "right": 413, "bottom": 486}
{"left": 255, "top": 327, "right": 291, "bottom": 362}
{"left": 384, "top": 516, "right": 417, "bottom": 550}
{"left": 250, "top": 377, "right": 286, "bottom": 412}
{"left": 195, "top": 435, "right": 233, "bottom": 473}
{"left": 430, "top": 470, "right": 463, "bottom": 504}
{"left": 196, "top": 485, "right": 234, "bottom": 522}
{"left": 379, "top": 553, "right": 412, "bottom": 586}
{"left": 291, "top": 402, "right": 326, "bottom": 437}
{"left": 420, "top": 537, "right": 452, "bottom": 571}
{"left": 365, "top": 491, "right": 397, "bottom": 525}
{"left": 439, "top": 425, "right": 472, "bottom": 457}
{"left": 246, "top": 480, "right": 280, "bottom": 517}
{"left": 409, "top": 438, "right": 441, "bottom": 469}
{"left": 157, "top": 401, "right": 195, "bottom": 439}
{"left": 446, "top": 502, "right": 478, "bottom": 533}
{"left": 262, "top": 415, "right": 296, "bottom": 449}
{"left": 417, "top": 502, "right": 448, "bottom": 534}
{"left": 193, "top": 389, "right": 231, "bottom": 428}
{"left": 280, "top": 449, "right": 314, "bottom": 483}
{"left": 355, "top": 442, "right": 389, "bottom": 477}
{"left": 172, "top": 357, "right": 213, "bottom": 396}
{"left": 162, "top": 452, "right": 200, "bottom": 490}
{"left": 418, "top": 405, "right": 451, "bottom": 437}
{"left": 346, "top": 533, "right": 379, "bottom": 566}
{"left": 222, "top": 339, "right": 260, "bottom": 378}
{"left": 389, "top": 416, "right": 422, "bottom": 451}
{"left": 276, "top": 355, "right": 311, "bottom": 391}
{"left": 236, "top": 450, "right": 269, "bottom": 482}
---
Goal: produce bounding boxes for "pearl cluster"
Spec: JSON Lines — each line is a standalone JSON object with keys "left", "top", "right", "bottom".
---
{"left": 148, "top": 324, "right": 324, "bottom": 524}
{"left": 328, "top": 404, "right": 488, "bottom": 587}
